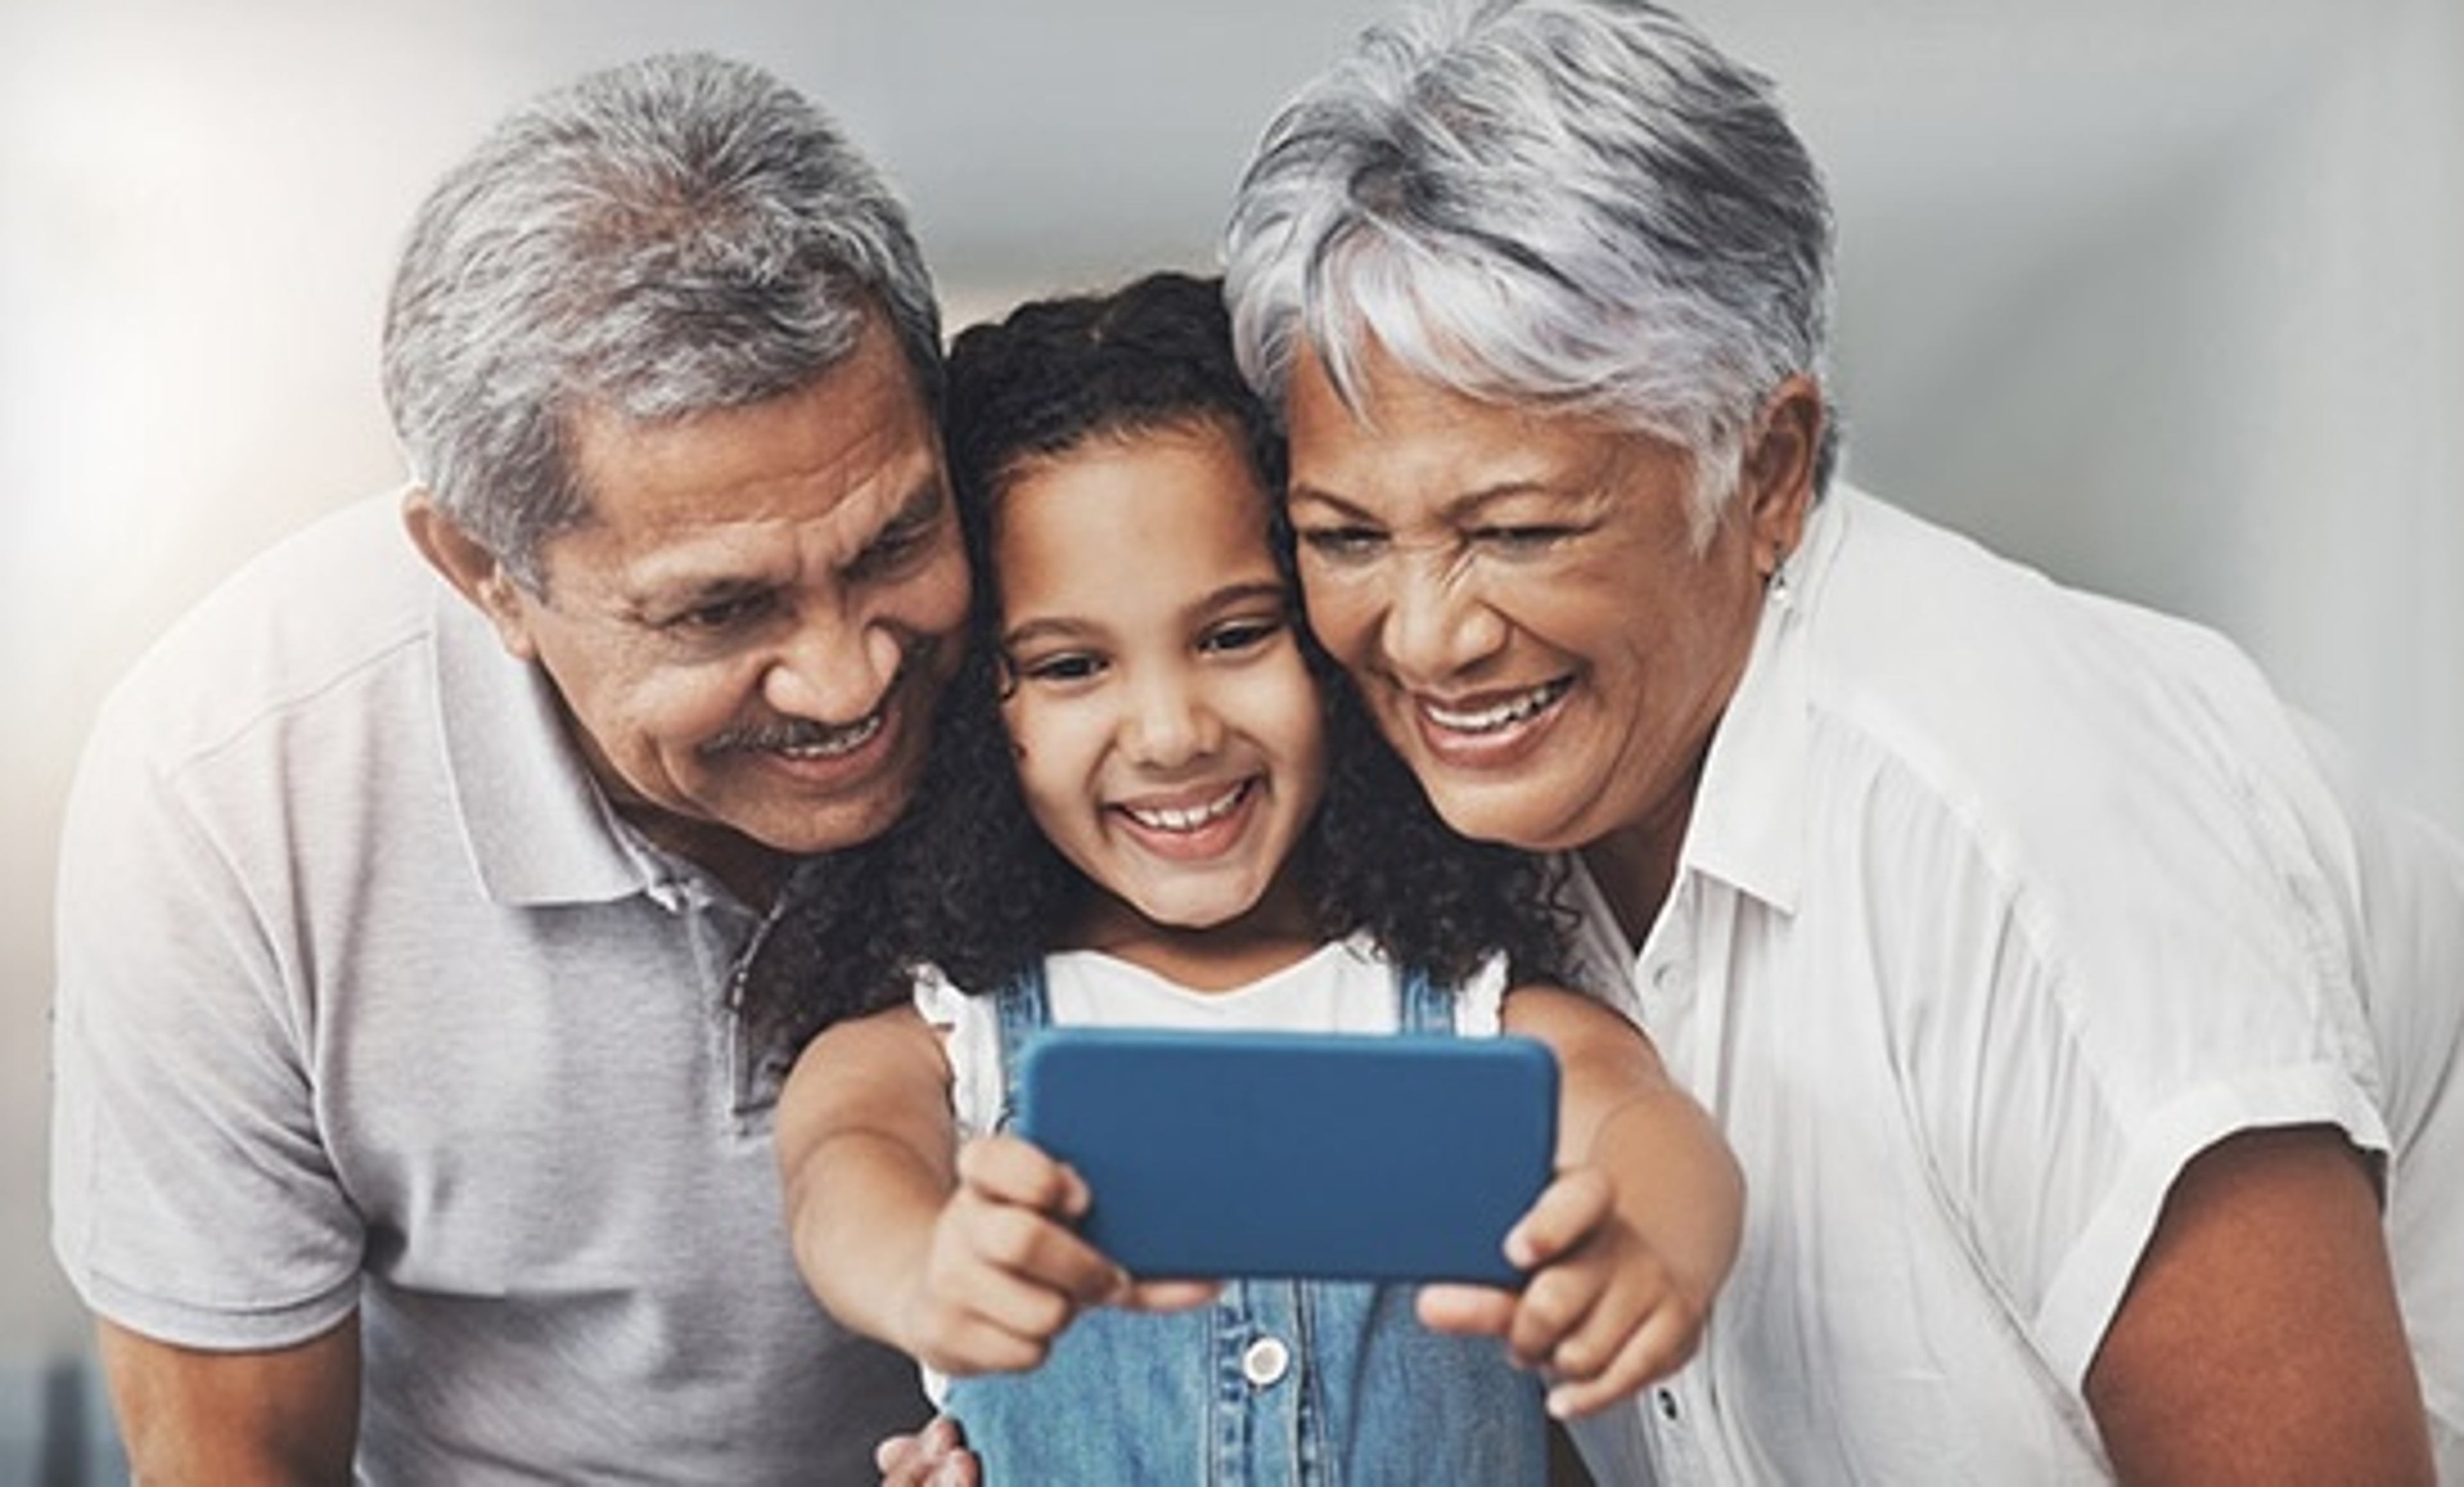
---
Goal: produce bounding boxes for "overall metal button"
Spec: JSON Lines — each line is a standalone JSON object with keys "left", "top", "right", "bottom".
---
{"left": 1241, "top": 1336, "right": 1291, "bottom": 1387}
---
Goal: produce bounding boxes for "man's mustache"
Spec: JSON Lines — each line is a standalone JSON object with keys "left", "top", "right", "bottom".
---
{"left": 703, "top": 633, "right": 943, "bottom": 756}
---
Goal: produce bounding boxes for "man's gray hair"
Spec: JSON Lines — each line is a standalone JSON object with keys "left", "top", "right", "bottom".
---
{"left": 382, "top": 52, "right": 941, "bottom": 589}
{"left": 1224, "top": 0, "right": 1839, "bottom": 532}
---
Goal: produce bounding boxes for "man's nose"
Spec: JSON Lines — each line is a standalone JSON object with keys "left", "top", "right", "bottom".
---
{"left": 763, "top": 609, "right": 902, "bottom": 725}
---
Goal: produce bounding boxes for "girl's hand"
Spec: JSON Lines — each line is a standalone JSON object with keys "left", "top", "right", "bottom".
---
{"left": 900, "top": 1134, "right": 1219, "bottom": 1375}
{"left": 897, "top": 1133, "right": 1125, "bottom": 1375}
{"left": 1416, "top": 1165, "right": 1713, "bottom": 1418}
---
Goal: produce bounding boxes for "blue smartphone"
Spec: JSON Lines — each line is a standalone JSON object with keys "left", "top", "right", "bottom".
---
{"left": 1013, "top": 1028, "right": 1558, "bottom": 1286}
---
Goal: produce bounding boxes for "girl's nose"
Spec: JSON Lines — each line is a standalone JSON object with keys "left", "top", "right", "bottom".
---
{"left": 1120, "top": 669, "right": 1221, "bottom": 768}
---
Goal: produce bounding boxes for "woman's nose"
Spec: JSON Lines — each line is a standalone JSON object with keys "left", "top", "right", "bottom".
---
{"left": 1379, "top": 550, "right": 1507, "bottom": 683}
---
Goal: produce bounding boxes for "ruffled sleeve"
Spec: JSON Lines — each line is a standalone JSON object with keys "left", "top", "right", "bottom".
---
{"left": 912, "top": 965, "right": 1005, "bottom": 1140}
{"left": 1455, "top": 949, "right": 1512, "bottom": 1038}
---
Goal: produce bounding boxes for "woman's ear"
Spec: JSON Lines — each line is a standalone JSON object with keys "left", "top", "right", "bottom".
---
{"left": 400, "top": 491, "right": 542, "bottom": 660}
{"left": 1744, "top": 375, "right": 1823, "bottom": 578}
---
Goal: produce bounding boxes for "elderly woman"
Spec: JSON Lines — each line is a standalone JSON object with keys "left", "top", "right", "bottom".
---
{"left": 1217, "top": 0, "right": 2464, "bottom": 1481}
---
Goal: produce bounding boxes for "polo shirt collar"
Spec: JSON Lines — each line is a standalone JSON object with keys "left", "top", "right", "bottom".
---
{"left": 1677, "top": 488, "right": 1850, "bottom": 916}
{"left": 430, "top": 582, "right": 649, "bottom": 907}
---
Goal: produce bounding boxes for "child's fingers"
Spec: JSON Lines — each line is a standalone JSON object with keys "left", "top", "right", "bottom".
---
{"left": 952, "top": 1135, "right": 1125, "bottom": 1298}
{"left": 1503, "top": 1167, "right": 1614, "bottom": 1269}
{"left": 1526, "top": 1239, "right": 1714, "bottom": 1417}
{"left": 918, "top": 1303, "right": 1067, "bottom": 1377}
{"left": 915, "top": 1197, "right": 1140, "bottom": 1373}
{"left": 1543, "top": 1302, "right": 1700, "bottom": 1419}
{"left": 1502, "top": 1262, "right": 1602, "bottom": 1368}
{"left": 1115, "top": 1277, "right": 1222, "bottom": 1312}
{"left": 950, "top": 1186, "right": 1127, "bottom": 1310}
{"left": 901, "top": 1223, "right": 1089, "bottom": 1376}
{"left": 1414, "top": 1282, "right": 1521, "bottom": 1338}
{"left": 955, "top": 1132, "right": 1094, "bottom": 1219}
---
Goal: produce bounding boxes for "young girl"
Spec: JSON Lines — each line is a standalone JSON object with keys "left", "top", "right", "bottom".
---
{"left": 744, "top": 272, "right": 1741, "bottom": 1482}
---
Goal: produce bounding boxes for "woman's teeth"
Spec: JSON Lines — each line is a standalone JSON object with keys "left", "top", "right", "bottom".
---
{"left": 1424, "top": 680, "right": 1570, "bottom": 734}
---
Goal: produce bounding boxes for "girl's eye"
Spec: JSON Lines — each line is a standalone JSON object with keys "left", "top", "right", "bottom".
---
{"left": 1200, "top": 617, "right": 1286, "bottom": 657}
{"left": 1012, "top": 651, "right": 1105, "bottom": 685}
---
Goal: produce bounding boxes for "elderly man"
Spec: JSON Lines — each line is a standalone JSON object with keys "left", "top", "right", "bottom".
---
{"left": 52, "top": 53, "right": 966, "bottom": 1481}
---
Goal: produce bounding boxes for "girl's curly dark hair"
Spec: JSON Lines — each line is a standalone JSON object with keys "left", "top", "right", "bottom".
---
{"left": 737, "top": 271, "right": 1570, "bottom": 1073}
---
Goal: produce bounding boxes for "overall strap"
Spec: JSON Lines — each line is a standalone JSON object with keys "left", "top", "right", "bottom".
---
{"left": 1395, "top": 960, "right": 1458, "bottom": 1036}
{"left": 990, "top": 959, "right": 1053, "bottom": 1133}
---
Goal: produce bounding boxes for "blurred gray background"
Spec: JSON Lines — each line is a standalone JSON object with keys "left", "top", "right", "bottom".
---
{"left": 4, "top": 0, "right": 2459, "bottom": 1472}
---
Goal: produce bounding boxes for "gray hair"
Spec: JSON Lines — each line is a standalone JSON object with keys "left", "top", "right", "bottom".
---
{"left": 1224, "top": 0, "right": 1839, "bottom": 533}
{"left": 382, "top": 53, "right": 942, "bottom": 589}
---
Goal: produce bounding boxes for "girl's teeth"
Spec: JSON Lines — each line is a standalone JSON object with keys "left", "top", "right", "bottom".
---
{"left": 1126, "top": 784, "right": 1245, "bottom": 833}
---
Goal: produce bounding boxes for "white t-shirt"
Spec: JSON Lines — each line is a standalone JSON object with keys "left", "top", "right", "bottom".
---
{"left": 916, "top": 933, "right": 1507, "bottom": 1142}
{"left": 50, "top": 490, "right": 928, "bottom": 1483}
{"left": 1567, "top": 487, "right": 2464, "bottom": 1482}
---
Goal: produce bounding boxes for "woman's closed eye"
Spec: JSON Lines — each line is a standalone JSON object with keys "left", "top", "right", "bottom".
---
{"left": 1294, "top": 524, "right": 1387, "bottom": 563}
{"left": 1471, "top": 522, "right": 1584, "bottom": 556}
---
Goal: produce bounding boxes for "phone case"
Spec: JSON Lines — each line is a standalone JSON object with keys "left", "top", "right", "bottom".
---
{"left": 1013, "top": 1027, "right": 1558, "bottom": 1285}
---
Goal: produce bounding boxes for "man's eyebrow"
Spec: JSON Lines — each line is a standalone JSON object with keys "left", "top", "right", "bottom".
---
{"left": 619, "top": 571, "right": 775, "bottom": 624}
{"left": 666, "top": 573, "right": 773, "bottom": 605}
{"left": 875, "top": 474, "right": 950, "bottom": 533}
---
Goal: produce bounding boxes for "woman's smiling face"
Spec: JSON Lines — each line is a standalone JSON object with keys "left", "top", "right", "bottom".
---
{"left": 1281, "top": 340, "right": 1804, "bottom": 869}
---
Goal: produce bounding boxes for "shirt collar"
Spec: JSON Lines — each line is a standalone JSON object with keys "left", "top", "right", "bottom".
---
{"left": 430, "top": 580, "right": 651, "bottom": 907}
{"left": 1677, "top": 487, "right": 1852, "bottom": 915}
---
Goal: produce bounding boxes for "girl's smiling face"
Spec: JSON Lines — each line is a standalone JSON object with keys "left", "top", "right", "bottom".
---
{"left": 991, "top": 419, "right": 1326, "bottom": 959}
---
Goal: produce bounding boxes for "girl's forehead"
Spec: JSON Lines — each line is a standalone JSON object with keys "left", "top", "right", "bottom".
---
{"left": 993, "top": 435, "right": 1281, "bottom": 614}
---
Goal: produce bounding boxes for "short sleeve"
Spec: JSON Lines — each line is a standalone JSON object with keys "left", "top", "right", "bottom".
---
{"left": 1839, "top": 716, "right": 2388, "bottom": 1391}
{"left": 49, "top": 717, "right": 364, "bottom": 1348}
{"left": 1453, "top": 951, "right": 1512, "bottom": 1038}
{"left": 912, "top": 965, "right": 1005, "bottom": 1140}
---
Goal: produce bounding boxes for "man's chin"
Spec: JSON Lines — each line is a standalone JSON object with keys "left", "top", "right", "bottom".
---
{"left": 735, "top": 746, "right": 933, "bottom": 857}
{"left": 750, "top": 796, "right": 909, "bottom": 857}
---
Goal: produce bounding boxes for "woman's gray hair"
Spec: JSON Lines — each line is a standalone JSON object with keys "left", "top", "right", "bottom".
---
{"left": 382, "top": 53, "right": 941, "bottom": 589}
{"left": 1224, "top": 0, "right": 1839, "bottom": 535}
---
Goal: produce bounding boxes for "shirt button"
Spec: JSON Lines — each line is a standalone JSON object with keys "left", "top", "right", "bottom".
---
{"left": 1656, "top": 1388, "right": 1681, "bottom": 1421}
{"left": 1242, "top": 1336, "right": 1291, "bottom": 1388}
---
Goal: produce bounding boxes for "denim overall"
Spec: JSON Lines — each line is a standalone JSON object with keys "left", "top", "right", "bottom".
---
{"left": 943, "top": 959, "right": 1549, "bottom": 1484}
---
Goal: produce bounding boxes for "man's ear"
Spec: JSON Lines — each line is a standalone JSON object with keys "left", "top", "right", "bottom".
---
{"left": 1743, "top": 374, "right": 1823, "bottom": 579}
{"left": 401, "top": 490, "right": 541, "bottom": 660}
